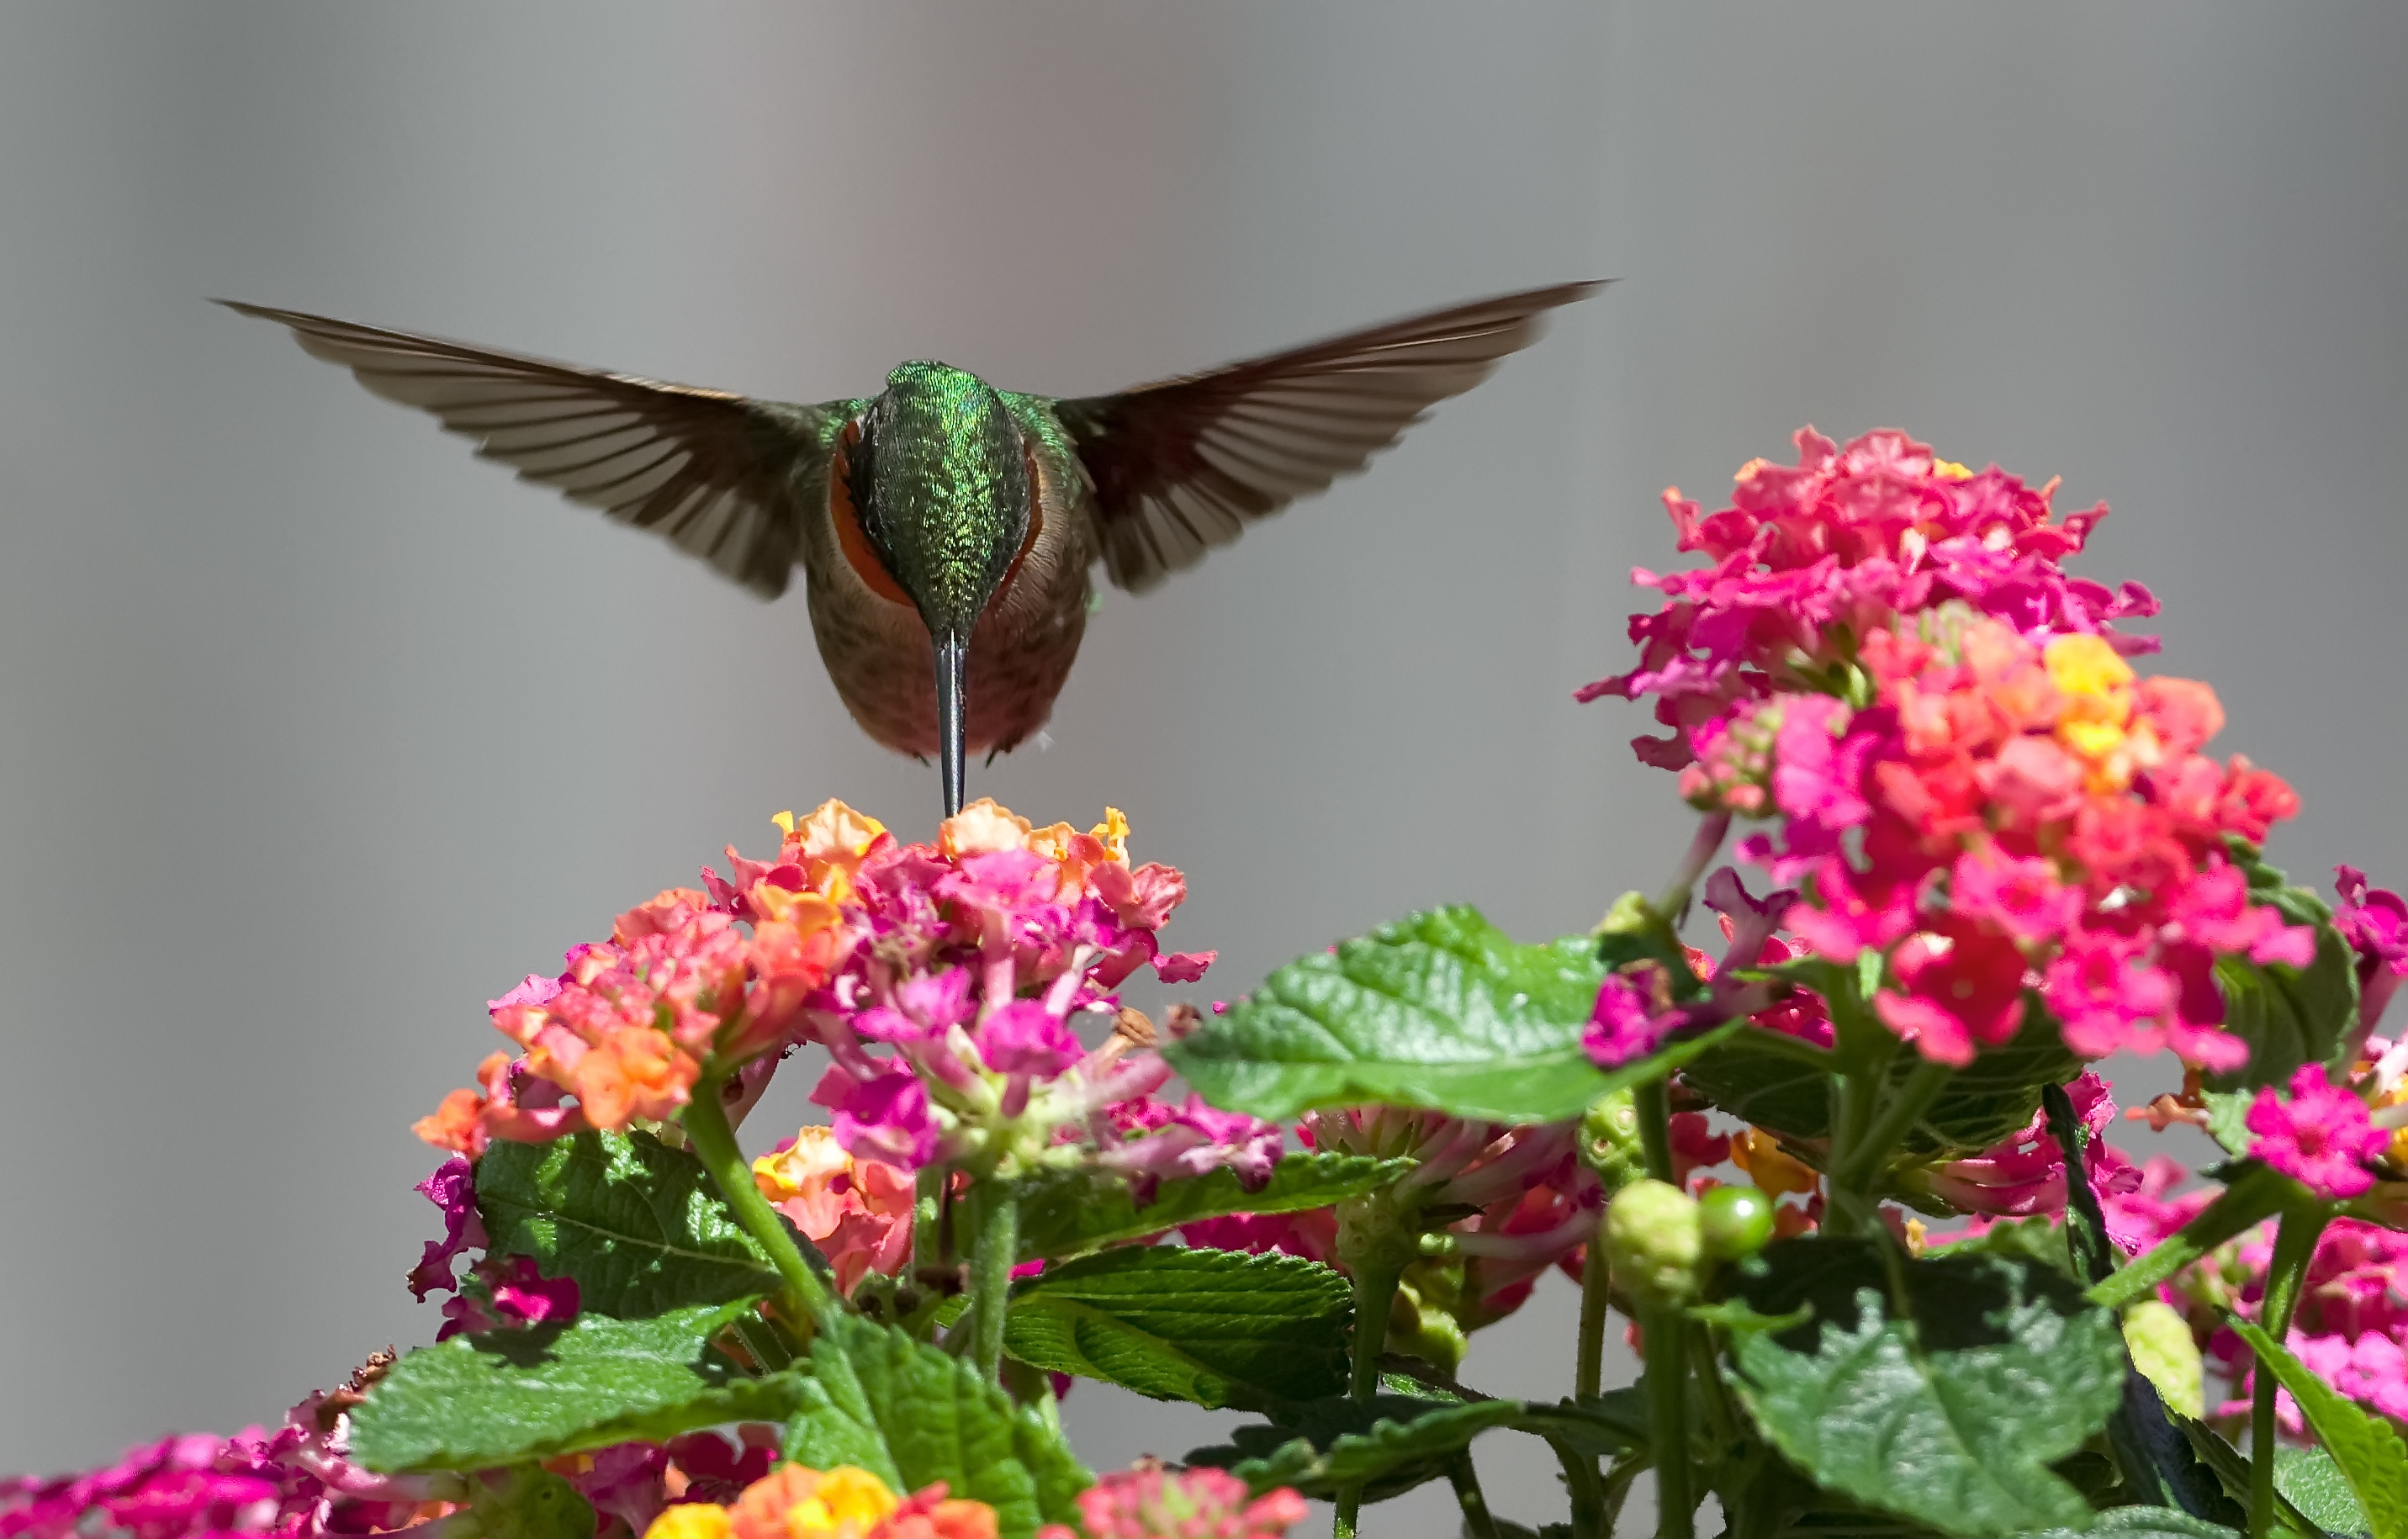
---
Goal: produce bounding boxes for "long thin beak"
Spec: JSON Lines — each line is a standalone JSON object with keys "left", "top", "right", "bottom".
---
{"left": 933, "top": 631, "right": 968, "bottom": 818}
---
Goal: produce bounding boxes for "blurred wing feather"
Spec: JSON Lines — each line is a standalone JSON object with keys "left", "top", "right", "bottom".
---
{"left": 220, "top": 301, "right": 834, "bottom": 597}
{"left": 1051, "top": 280, "right": 1601, "bottom": 591}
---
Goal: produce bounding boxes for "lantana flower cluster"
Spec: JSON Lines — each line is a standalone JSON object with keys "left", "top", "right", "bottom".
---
{"left": 1585, "top": 427, "right": 2306, "bottom": 1069}
{"left": 418, "top": 801, "right": 1277, "bottom": 1230}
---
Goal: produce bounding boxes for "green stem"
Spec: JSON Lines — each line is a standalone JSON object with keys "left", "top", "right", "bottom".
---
{"left": 1333, "top": 1264, "right": 1404, "bottom": 1539}
{"left": 2248, "top": 1203, "right": 2331, "bottom": 1539}
{"left": 1830, "top": 1058, "right": 1950, "bottom": 1193}
{"left": 1601, "top": 1452, "right": 1648, "bottom": 1539}
{"left": 2086, "top": 1164, "right": 2294, "bottom": 1310}
{"left": 682, "top": 1071, "right": 837, "bottom": 1330}
{"left": 1553, "top": 1436, "right": 1611, "bottom": 1539}
{"left": 1579, "top": 1214, "right": 1612, "bottom": 1400}
{"left": 913, "top": 1165, "right": 945, "bottom": 1281}
{"left": 1640, "top": 1302, "right": 1694, "bottom": 1539}
{"left": 1449, "top": 1457, "right": 1504, "bottom": 1539}
{"left": 969, "top": 1186, "right": 1019, "bottom": 1383}
{"left": 1636, "top": 1079, "right": 1675, "bottom": 1184}
{"left": 728, "top": 1313, "right": 794, "bottom": 1373}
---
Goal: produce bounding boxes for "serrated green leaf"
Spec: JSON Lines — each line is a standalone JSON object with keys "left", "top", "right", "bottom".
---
{"left": 1003, "top": 1247, "right": 1351, "bottom": 1409}
{"left": 1188, "top": 1396, "right": 1530, "bottom": 1502}
{"left": 2024, "top": 1507, "right": 2240, "bottom": 1539}
{"left": 2170, "top": 1411, "right": 2335, "bottom": 1539}
{"left": 1013, "top": 1152, "right": 1410, "bottom": 1262}
{"left": 2278, "top": 1446, "right": 2374, "bottom": 1537}
{"left": 350, "top": 1301, "right": 802, "bottom": 1472}
{"left": 1187, "top": 1392, "right": 1644, "bottom": 1504}
{"left": 2206, "top": 846, "right": 2359, "bottom": 1093}
{"left": 2232, "top": 1322, "right": 2408, "bottom": 1539}
{"left": 783, "top": 1315, "right": 1086, "bottom": 1539}
{"left": 1724, "top": 1240, "right": 2126, "bottom": 1538}
{"left": 477, "top": 1130, "right": 786, "bottom": 1318}
{"left": 1163, "top": 907, "right": 1615, "bottom": 1123}
{"left": 1682, "top": 996, "right": 2081, "bottom": 1160}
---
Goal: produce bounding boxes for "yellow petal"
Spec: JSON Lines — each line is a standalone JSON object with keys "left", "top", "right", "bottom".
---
{"left": 644, "top": 1504, "right": 735, "bottom": 1539}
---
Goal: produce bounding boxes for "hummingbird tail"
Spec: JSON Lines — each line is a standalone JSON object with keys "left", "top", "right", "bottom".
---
{"left": 934, "top": 632, "right": 969, "bottom": 819}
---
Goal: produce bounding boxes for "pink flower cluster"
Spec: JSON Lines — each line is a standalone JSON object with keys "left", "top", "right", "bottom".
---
{"left": 778, "top": 800, "right": 1273, "bottom": 1196}
{"left": 1036, "top": 1465, "right": 1306, "bottom": 1539}
{"left": 2, "top": 1373, "right": 459, "bottom": 1539}
{"left": 1587, "top": 428, "right": 2308, "bottom": 1069}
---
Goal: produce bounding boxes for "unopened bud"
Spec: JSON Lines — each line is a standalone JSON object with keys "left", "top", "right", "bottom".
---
{"left": 1580, "top": 1089, "right": 1650, "bottom": 1193}
{"left": 1603, "top": 1179, "right": 1703, "bottom": 1305}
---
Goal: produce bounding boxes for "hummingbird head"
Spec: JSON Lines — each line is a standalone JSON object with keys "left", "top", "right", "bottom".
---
{"left": 849, "top": 361, "right": 1030, "bottom": 643}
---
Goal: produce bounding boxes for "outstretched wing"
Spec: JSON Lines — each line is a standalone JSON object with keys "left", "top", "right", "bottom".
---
{"left": 1049, "top": 280, "right": 1602, "bottom": 592}
{"left": 220, "top": 301, "right": 840, "bottom": 598}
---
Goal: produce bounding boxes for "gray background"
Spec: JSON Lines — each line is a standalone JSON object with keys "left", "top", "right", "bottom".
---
{"left": 2, "top": 4, "right": 2401, "bottom": 1534}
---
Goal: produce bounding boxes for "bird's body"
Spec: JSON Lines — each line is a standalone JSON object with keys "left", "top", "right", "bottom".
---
{"left": 225, "top": 283, "right": 1598, "bottom": 814}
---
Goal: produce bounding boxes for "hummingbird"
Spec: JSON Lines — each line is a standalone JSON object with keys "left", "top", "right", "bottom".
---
{"left": 224, "top": 282, "right": 1599, "bottom": 817}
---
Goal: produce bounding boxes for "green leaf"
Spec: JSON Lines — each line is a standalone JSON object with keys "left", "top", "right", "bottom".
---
{"left": 1682, "top": 996, "right": 2081, "bottom": 1160}
{"left": 1188, "top": 1396, "right": 1530, "bottom": 1503}
{"left": 2024, "top": 1507, "right": 2241, "bottom": 1539}
{"left": 477, "top": 1129, "right": 789, "bottom": 1318}
{"left": 1003, "top": 1247, "right": 1352, "bottom": 1410}
{"left": 783, "top": 1314, "right": 1088, "bottom": 1539}
{"left": 1187, "top": 1392, "right": 1645, "bottom": 1504}
{"left": 2278, "top": 1446, "right": 2374, "bottom": 1538}
{"left": 349, "top": 1301, "right": 802, "bottom": 1472}
{"left": 2170, "top": 1411, "right": 2335, "bottom": 1539}
{"left": 2207, "top": 844, "right": 2359, "bottom": 1093}
{"left": 1013, "top": 1152, "right": 1410, "bottom": 1261}
{"left": 1163, "top": 907, "right": 1616, "bottom": 1123}
{"left": 1723, "top": 1240, "right": 2127, "bottom": 1538}
{"left": 2231, "top": 1321, "right": 2408, "bottom": 1539}
{"left": 461, "top": 1468, "right": 596, "bottom": 1539}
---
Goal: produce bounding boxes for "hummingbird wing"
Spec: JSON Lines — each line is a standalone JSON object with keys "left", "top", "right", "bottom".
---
{"left": 220, "top": 302, "right": 840, "bottom": 598}
{"left": 1049, "top": 280, "right": 1601, "bottom": 592}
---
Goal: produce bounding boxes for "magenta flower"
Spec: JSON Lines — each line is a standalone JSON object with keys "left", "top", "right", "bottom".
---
{"left": 1872, "top": 917, "right": 2028, "bottom": 1067}
{"left": 1952, "top": 850, "right": 2082, "bottom": 948}
{"left": 2247, "top": 1064, "right": 2386, "bottom": 1200}
{"left": 404, "top": 1155, "right": 486, "bottom": 1302}
{"left": 2337, "top": 865, "right": 2408, "bottom": 1037}
{"left": 1585, "top": 970, "right": 1682, "bottom": 1068}
{"left": 1041, "top": 1464, "right": 1308, "bottom": 1539}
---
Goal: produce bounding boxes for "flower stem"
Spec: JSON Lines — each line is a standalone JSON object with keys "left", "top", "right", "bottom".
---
{"left": 1449, "top": 1457, "right": 1504, "bottom": 1539}
{"left": 969, "top": 1186, "right": 1019, "bottom": 1383}
{"left": 1553, "top": 1434, "right": 1612, "bottom": 1539}
{"left": 1636, "top": 1078, "right": 1675, "bottom": 1184}
{"left": 1333, "top": 1263, "right": 1403, "bottom": 1539}
{"left": 682, "top": 1071, "right": 838, "bottom": 1332}
{"left": 1639, "top": 1301, "right": 1694, "bottom": 1539}
{"left": 1656, "top": 812, "right": 1733, "bottom": 924}
{"left": 1829, "top": 1058, "right": 1950, "bottom": 1194}
{"left": 1579, "top": 1216, "right": 1612, "bottom": 1400}
{"left": 913, "top": 1165, "right": 945, "bottom": 1280}
{"left": 2248, "top": 1201, "right": 2331, "bottom": 1539}
{"left": 2085, "top": 1163, "right": 2294, "bottom": 1311}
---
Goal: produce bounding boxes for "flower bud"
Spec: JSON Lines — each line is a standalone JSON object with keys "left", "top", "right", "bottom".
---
{"left": 1580, "top": 1089, "right": 1650, "bottom": 1193}
{"left": 1603, "top": 1179, "right": 1703, "bottom": 1305}
{"left": 1697, "top": 1184, "right": 1775, "bottom": 1261}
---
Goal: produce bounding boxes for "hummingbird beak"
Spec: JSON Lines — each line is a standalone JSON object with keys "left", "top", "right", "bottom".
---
{"left": 933, "top": 631, "right": 969, "bottom": 819}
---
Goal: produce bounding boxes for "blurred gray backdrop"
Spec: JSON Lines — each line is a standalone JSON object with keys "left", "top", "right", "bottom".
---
{"left": 2, "top": 3, "right": 2402, "bottom": 1534}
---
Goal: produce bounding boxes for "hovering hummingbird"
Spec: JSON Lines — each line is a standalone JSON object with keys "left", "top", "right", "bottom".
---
{"left": 224, "top": 282, "right": 1599, "bottom": 816}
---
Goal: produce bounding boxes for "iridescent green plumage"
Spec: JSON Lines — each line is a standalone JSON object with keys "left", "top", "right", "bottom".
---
{"left": 223, "top": 283, "right": 1601, "bottom": 817}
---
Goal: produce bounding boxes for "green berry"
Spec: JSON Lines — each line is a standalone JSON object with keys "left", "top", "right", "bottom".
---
{"left": 1697, "top": 1185, "right": 1776, "bottom": 1260}
{"left": 1603, "top": 1179, "right": 1703, "bottom": 1305}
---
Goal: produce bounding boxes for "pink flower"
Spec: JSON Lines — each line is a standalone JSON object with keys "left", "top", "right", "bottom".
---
{"left": 1785, "top": 858, "right": 1918, "bottom": 964}
{"left": 1040, "top": 1465, "right": 1306, "bottom": 1539}
{"left": 2044, "top": 928, "right": 2179, "bottom": 1059}
{"left": 976, "top": 1001, "right": 1083, "bottom": 1076}
{"left": 2247, "top": 1064, "right": 2386, "bottom": 1200}
{"left": 2337, "top": 865, "right": 2408, "bottom": 1036}
{"left": 1770, "top": 695, "right": 1872, "bottom": 828}
{"left": 1873, "top": 917, "right": 2029, "bottom": 1067}
{"left": 1951, "top": 850, "right": 2082, "bottom": 948}
{"left": 405, "top": 1156, "right": 486, "bottom": 1302}
{"left": 1913, "top": 1071, "right": 2114, "bottom": 1216}
{"left": 1585, "top": 970, "right": 1682, "bottom": 1068}
{"left": 813, "top": 1064, "right": 939, "bottom": 1171}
